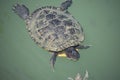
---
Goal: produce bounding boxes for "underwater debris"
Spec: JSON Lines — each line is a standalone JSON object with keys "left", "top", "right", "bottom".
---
{"left": 68, "top": 70, "right": 89, "bottom": 80}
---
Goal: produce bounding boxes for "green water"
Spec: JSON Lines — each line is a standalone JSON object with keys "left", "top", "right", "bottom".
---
{"left": 0, "top": 0, "right": 120, "bottom": 80}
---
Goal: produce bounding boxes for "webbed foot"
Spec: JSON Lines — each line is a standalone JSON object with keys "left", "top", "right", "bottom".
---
{"left": 12, "top": 4, "right": 29, "bottom": 20}
{"left": 60, "top": 0, "right": 72, "bottom": 11}
{"left": 50, "top": 52, "right": 58, "bottom": 71}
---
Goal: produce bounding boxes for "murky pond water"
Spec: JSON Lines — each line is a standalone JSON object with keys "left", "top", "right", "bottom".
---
{"left": 0, "top": 0, "right": 120, "bottom": 80}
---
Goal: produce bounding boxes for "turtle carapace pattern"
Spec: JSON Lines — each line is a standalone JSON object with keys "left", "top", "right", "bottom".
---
{"left": 12, "top": 0, "right": 90, "bottom": 69}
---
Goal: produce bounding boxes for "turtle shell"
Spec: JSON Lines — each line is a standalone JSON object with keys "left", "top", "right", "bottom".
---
{"left": 26, "top": 6, "right": 84, "bottom": 51}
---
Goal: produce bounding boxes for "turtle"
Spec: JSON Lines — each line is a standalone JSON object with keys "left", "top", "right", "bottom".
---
{"left": 12, "top": 0, "right": 90, "bottom": 69}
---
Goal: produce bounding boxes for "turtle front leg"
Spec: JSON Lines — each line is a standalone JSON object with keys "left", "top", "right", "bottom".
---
{"left": 50, "top": 52, "right": 58, "bottom": 71}
{"left": 12, "top": 4, "right": 29, "bottom": 20}
{"left": 60, "top": 0, "right": 72, "bottom": 11}
{"left": 75, "top": 45, "right": 91, "bottom": 49}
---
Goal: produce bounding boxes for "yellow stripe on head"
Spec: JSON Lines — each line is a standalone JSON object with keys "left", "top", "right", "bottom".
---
{"left": 57, "top": 49, "right": 79, "bottom": 57}
{"left": 58, "top": 53, "right": 67, "bottom": 57}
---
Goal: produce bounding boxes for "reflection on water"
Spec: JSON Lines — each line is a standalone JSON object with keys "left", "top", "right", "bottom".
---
{"left": 68, "top": 70, "right": 89, "bottom": 80}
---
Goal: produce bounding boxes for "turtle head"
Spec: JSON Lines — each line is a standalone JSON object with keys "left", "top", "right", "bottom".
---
{"left": 65, "top": 46, "right": 80, "bottom": 61}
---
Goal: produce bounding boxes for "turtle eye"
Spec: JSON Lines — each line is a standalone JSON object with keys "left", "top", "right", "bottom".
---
{"left": 71, "top": 50, "right": 80, "bottom": 60}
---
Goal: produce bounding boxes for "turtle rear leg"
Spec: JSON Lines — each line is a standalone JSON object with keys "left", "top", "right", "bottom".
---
{"left": 12, "top": 4, "right": 29, "bottom": 20}
{"left": 60, "top": 0, "right": 72, "bottom": 11}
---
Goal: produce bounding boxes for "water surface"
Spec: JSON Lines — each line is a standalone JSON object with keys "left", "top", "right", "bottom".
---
{"left": 0, "top": 0, "right": 120, "bottom": 80}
